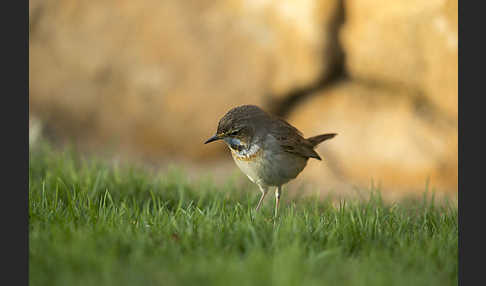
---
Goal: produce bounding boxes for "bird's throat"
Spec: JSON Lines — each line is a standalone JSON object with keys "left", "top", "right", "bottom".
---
{"left": 224, "top": 137, "right": 260, "bottom": 158}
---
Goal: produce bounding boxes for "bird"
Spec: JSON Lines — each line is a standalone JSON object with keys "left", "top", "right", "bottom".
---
{"left": 204, "top": 104, "right": 336, "bottom": 218}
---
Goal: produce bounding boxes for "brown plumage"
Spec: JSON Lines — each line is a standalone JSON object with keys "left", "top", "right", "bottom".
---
{"left": 269, "top": 116, "right": 336, "bottom": 161}
{"left": 204, "top": 104, "right": 337, "bottom": 217}
{"left": 215, "top": 105, "right": 336, "bottom": 160}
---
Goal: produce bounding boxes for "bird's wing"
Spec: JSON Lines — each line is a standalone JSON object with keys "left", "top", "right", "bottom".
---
{"left": 269, "top": 118, "right": 322, "bottom": 160}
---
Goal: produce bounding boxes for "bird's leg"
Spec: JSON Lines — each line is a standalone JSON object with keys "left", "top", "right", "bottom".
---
{"left": 274, "top": 186, "right": 282, "bottom": 218}
{"left": 255, "top": 185, "right": 269, "bottom": 212}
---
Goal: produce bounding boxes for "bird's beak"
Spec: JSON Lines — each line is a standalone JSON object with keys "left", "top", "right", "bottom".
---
{"left": 204, "top": 134, "right": 222, "bottom": 144}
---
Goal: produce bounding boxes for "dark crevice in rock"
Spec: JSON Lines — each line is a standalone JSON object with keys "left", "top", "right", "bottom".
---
{"left": 270, "top": 0, "right": 347, "bottom": 118}
{"left": 269, "top": 68, "right": 348, "bottom": 119}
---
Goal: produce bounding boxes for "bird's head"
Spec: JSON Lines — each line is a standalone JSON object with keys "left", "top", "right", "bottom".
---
{"left": 204, "top": 105, "right": 267, "bottom": 148}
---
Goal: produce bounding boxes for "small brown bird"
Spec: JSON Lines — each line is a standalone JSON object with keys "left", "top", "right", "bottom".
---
{"left": 204, "top": 105, "right": 336, "bottom": 217}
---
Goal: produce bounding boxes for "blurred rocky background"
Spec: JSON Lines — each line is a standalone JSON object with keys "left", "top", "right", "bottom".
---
{"left": 29, "top": 0, "right": 457, "bottom": 199}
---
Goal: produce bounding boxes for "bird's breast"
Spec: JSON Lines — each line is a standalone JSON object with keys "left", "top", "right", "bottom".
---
{"left": 231, "top": 143, "right": 262, "bottom": 161}
{"left": 229, "top": 143, "right": 265, "bottom": 184}
{"left": 230, "top": 135, "right": 308, "bottom": 187}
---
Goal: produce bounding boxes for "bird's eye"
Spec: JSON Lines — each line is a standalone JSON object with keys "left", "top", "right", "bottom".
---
{"left": 228, "top": 129, "right": 240, "bottom": 136}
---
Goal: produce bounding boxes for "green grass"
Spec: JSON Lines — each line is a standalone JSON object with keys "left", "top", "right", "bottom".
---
{"left": 29, "top": 142, "right": 458, "bottom": 286}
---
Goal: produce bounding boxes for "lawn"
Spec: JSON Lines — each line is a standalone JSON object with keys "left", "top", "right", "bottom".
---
{"left": 29, "top": 143, "right": 458, "bottom": 286}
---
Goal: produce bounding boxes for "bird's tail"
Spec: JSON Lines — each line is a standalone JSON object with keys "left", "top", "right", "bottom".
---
{"left": 306, "top": 133, "right": 337, "bottom": 147}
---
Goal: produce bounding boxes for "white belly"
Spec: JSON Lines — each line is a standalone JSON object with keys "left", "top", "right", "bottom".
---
{"left": 233, "top": 156, "right": 262, "bottom": 184}
{"left": 230, "top": 143, "right": 264, "bottom": 185}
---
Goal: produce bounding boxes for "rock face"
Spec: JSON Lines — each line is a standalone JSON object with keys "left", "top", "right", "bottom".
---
{"left": 29, "top": 0, "right": 341, "bottom": 161}
{"left": 29, "top": 0, "right": 458, "bottom": 195}
{"left": 340, "top": 0, "right": 458, "bottom": 119}
{"left": 287, "top": 82, "right": 457, "bottom": 195}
